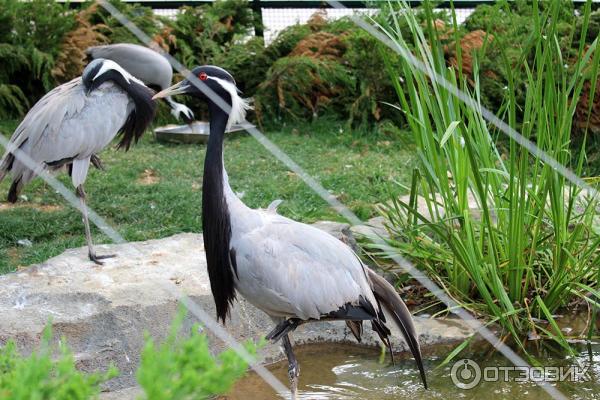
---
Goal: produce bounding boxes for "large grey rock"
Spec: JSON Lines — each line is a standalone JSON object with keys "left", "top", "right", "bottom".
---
{"left": 310, "top": 220, "right": 358, "bottom": 251}
{"left": 351, "top": 216, "right": 389, "bottom": 240}
{"left": 0, "top": 230, "right": 475, "bottom": 398}
{"left": 351, "top": 191, "right": 490, "bottom": 241}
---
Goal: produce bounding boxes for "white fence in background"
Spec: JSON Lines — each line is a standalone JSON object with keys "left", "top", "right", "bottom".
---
{"left": 153, "top": 7, "right": 475, "bottom": 44}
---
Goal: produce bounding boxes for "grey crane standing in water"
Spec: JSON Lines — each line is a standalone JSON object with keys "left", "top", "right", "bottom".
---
{"left": 0, "top": 58, "right": 156, "bottom": 264}
{"left": 86, "top": 43, "right": 194, "bottom": 123}
{"left": 154, "top": 66, "right": 427, "bottom": 397}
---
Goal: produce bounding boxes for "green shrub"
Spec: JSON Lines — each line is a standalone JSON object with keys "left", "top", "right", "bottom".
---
{"left": 137, "top": 311, "right": 257, "bottom": 400}
{"left": 166, "top": 0, "right": 254, "bottom": 68}
{"left": 341, "top": 26, "right": 403, "bottom": 127}
{"left": 255, "top": 55, "right": 353, "bottom": 122}
{"left": 374, "top": 1, "right": 599, "bottom": 361}
{"left": 255, "top": 13, "right": 389, "bottom": 126}
{"left": 213, "top": 36, "right": 271, "bottom": 96}
{"left": 462, "top": 0, "right": 577, "bottom": 119}
{"left": 0, "top": 326, "right": 116, "bottom": 400}
{"left": 265, "top": 24, "right": 312, "bottom": 61}
{"left": 0, "top": 0, "right": 75, "bottom": 117}
{"left": 85, "top": 0, "right": 162, "bottom": 46}
{"left": 0, "top": 313, "right": 255, "bottom": 400}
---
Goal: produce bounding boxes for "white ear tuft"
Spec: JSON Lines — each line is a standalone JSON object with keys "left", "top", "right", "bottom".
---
{"left": 93, "top": 59, "right": 146, "bottom": 87}
{"left": 208, "top": 77, "right": 252, "bottom": 129}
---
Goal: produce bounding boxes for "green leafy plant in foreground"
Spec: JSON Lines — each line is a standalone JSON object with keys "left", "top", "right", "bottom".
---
{"left": 0, "top": 312, "right": 255, "bottom": 400}
{"left": 0, "top": 326, "right": 117, "bottom": 400}
{"left": 374, "top": 0, "right": 600, "bottom": 361}
{"left": 137, "top": 310, "right": 257, "bottom": 400}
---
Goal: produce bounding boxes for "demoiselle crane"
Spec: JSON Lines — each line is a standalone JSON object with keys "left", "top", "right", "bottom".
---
{"left": 86, "top": 43, "right": 194, "bottom": 123}
{"left": 0, "top": 58, "right": 156, "bottom": 264}
{"left": 154, "top": 66, "right": 427, "bottom": 396}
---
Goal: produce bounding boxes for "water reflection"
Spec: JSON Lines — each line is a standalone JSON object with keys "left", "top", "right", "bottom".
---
{"left": 226, "top": 341, "right": 599, "bottom": 400}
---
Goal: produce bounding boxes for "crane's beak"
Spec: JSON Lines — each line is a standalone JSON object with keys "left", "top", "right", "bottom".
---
{"left": 152, "top": 80, "right": 190, "bottom": 100}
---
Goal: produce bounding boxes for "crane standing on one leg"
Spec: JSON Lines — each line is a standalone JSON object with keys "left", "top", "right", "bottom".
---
{"left": 0, "top": 59, "right": 156, "bottom": 264}
{"left": 154, "top": 66, "right": 427, "bottom": 398}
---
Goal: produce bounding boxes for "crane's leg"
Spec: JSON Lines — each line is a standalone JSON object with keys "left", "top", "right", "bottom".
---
{"left": 76, "top": 185, "right": 115, "bottom": 265}
{"left": 282, "top": 334, "right": 300, "bottom": 400}
{"left": 266, "top": 318, "right": 302, "bottom": 342}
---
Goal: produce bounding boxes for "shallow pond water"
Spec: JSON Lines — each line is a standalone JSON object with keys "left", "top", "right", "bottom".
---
{"left": 226, "top": 342, "right": 600, "bottom": 400}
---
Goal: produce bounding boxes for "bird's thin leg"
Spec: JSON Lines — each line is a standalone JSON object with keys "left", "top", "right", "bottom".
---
{"left": 282, "top": 334, "right": 300, "bottom": 400}
{"left": 76, "top": 185, "right": 115, "bottom": 265}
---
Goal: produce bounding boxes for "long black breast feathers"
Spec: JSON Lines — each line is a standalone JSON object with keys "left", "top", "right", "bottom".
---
{"left": 202, "top": 158, "right": 238, "bottom": 323}
{"left": 117, "top": 81, "right": 157, "bottom": 151}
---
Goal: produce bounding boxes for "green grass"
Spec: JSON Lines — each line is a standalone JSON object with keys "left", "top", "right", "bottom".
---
{"left": 373, "top": 0, "right": 600, "bottom": 360}
{"left": 0, "top": 118, "right": 414, "bottom": 273}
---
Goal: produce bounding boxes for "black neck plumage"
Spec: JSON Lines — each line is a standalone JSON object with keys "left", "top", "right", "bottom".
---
{"left": 89, "top": 71, "right": 156, "bottom": 151}
{"left": 117, "top": 79, "right": 156, "bottom": 150}
{"left": 202, "top": 101, "right": 237, "bottom": 323}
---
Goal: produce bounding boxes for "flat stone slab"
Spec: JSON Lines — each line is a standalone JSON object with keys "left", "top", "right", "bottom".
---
{"left": 0, "top": 230, "right": 475, "bottom": 398}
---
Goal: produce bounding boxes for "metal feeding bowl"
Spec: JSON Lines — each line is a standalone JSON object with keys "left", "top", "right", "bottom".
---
{"left": 154, "top": 121, "right": 250, "bottom": 144}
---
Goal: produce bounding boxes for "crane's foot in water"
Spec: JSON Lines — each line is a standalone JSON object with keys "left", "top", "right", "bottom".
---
{"left": 288, "top": 362, "right": 300, "bottom": 400}
{"left": 281, "top": 334, "right": 300, "bottom": 400}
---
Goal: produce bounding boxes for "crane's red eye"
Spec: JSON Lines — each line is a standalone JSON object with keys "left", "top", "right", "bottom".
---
{"left": 199, "top": 72, "right": 208, "bottom": 81}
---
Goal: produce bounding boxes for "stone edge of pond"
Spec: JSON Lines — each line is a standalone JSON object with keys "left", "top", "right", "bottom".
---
{"left": 0, "top": 226, "right": 478, "bottom": 399}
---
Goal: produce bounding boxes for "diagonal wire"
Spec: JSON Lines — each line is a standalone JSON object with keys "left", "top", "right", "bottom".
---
{"left": 0, "top": 121, "right": 290, "bottom": 399}
{"left": 99, "top": 0, "right": 566, "bottom": 399}
{"left": 1, "top": 1, "right": 587, "bottom": 398}
{"left": 0, "top": 135, "right": 125, "bottom": 245}
{"left": 99, "top": 1, "right": 574, "bottom": 398}
{"left": 327, "top": 0, "right": 598, "bottom": 199}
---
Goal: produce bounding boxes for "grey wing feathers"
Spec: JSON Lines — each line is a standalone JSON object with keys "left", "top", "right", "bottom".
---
{"left": 0, "top": 78, "right": 85, "bottom": 179}
{"left": 233, "top": 215, "right": 377, "bottom": 320}
{"left": 86, "top": 44, "right": 173, "bottom": 90}
{"left": 5, "top": 78, "right": 83, "bottom": 149}
{"left": 0, "top": 77, "right": 131, "bottom": 192}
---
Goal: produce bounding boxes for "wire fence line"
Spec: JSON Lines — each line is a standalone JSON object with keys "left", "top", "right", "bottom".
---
{"left": 0, "top": 2, "right": 290, "bottom": 393}
{"left": 132, "top": 6, "right": 475, "bottom": 45}
{"left": 0, "top": 0, "right": 593, "bottom": 398}
{"left": 0, "top": 135, "right": 126, "bottom": 246}
{"left": 91, "top": 2, "right": 575, "bottom": 399}
{"left": 330, "top": 0, "right": 599, "bottom": 200}
{"left": 0, "top": 133, "right": 291, "bottom": 397}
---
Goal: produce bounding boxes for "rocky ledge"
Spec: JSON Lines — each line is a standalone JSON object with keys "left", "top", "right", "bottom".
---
{"left": 0, "top": 226, "right": 475, "bottom": 398}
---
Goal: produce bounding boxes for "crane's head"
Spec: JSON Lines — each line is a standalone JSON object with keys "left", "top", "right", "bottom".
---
{"left": 82, "top": 58, "right": 156, "bottom": 151}
{"left": 82, "top": 58, "right": 146, "bottom": 95}
{"left": 153, "top": 65, "right": 250, "bottom": 128}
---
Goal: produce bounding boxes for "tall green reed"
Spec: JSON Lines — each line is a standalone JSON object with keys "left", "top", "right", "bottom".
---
{"left": 374, "top": 0, "right": 600, "bottom": 359}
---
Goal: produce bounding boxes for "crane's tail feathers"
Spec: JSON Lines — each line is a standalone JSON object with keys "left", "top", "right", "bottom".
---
{"left": 368, "top": 269, "right": 427, "bottom": 389}
{"left": 90, "top": 154, "right": 105, "bottom": 171}
{"left": 345, "top": 320, "right": 363, "bottom": 343}
{"left": 7, "top": 177, "right": 22, "bottom": 203}
{"left": 370, "top": 319, "right": 395, "bottom": 364}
